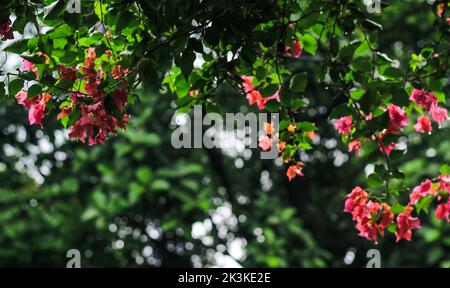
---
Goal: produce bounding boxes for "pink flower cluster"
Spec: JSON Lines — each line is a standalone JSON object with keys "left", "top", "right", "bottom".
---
{"left": 15, "top": 49, "right": 130, "bottom": 145}
{"left": 346, "top": 174, "right": 450, "bottom": 242}
{"left": 241, "top": 76, "right": 280, "bottom": 110}
{"left": 344, "top": 187, "right": 394, "bottom": 242}
{"left": 0, "top": 18, "right": 14, "bottom": 41}
{"left": 410, "top": 88, "right": 448, "bottom": 133}
{"left": 67, "top": 49, "right": 129, "bottom": 145}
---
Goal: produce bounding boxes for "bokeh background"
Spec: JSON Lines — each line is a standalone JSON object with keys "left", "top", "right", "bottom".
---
{"left": 0, "top": 0, "right": 449, "bottom": 267}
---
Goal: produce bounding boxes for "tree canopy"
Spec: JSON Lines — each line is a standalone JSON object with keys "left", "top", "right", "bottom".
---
{"left": 0, "top": 0, "right": 450, "bottom": 267}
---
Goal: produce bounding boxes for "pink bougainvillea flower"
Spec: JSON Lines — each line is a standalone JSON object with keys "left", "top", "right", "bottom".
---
{"left": 286, "top": 163, "right": 304, "bottom": 181}
{"left": 241, "top": 75, "right": 255, "bottom": 93}
{"left": 409, "top": 179, "right": 432, "bottom": 205}
{"left": 57, "top": 107, "right": 72, "bottom": 120}
{"left": 414, "top": 115, "right": 432, "bottom": 134}
{"left": 388, "top": 104, "right": 408, "bottom": 129}
{"left": 435, "top": 201, "right": 450, "bottom": 222}
{"left": 22, "top": 58, "right": 39, "bottom": 77}
{"left": 15, "top": 90, "right": 38, "bottom": 110}
{"left": 68, "top": 101, "right": 118, "bottom": 145}
{"left": 258, "top": 135, "right": 273, "bottom": 151}
{"left": 112, "top": 65, "right": 129, "bottom": 85}
{"left": 334, "top": 116, "right": 352, "bottom": 135}
{"left": 111, "top": 88, "right": 128, "bottom": 113}
{"left": 424, "top": 93, "right": 438, "bottom": 112}
{"left": 28, "top": 93, "right": 52, "bottom": 128}
{"left": 429, "top": 104, "right": 448, "bottom": 127}
{"left": 284, "top": 38, "right": 302, "bottom": 58}
{"left": 0, "top": 18, "right": 14, "bottom": 41}
{"left": 57, "top": 65, "right": 77, "bottom": 81}
{"left": 395, "top": 207, "right": 421, "bottom": 242}
{"left": 246, "top": 90, "right": 262, "bottom": 106}
{"left": 348, "top": 139, "right": 362, "bottom": 156}
{"left": 344, "top": 186, "right": 369, "bottom": 214}
{"left": 409, "top": 88, "right": 428, "bottom": 107}
{"left": 292, "top": 39, "right": 302, "bottom": 58}
{"left": 189, "top": 90, "right": 199, "bottom": 97}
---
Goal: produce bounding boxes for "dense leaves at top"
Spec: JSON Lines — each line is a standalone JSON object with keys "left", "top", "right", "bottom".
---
{"left": 0, "top": 0, "right": 450, "bottom": 246}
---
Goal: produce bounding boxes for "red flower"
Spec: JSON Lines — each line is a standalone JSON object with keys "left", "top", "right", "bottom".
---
{"left": 15, "top": 90, "right": 38, "bottom": 110}
{"left": 291, "top": 39, "right": 302, "bottom": 58}
{"left": 112, "top": 65, "right": 129, "bottom": 86}
{"left": 68, "top": 101, "right": 118, "bottom": 145}
{"left": 284, "top": 38, "right": 302, "bottom": 58}
{"left": 286, "top": 163, "right": 304, "bottom": 181}
{"left": 348, "top": 139, "right": 362, "bottom": 156}
{"left": 22, "top": 58, "right": 39, "bottom": 77}
{"left": 395, "top": 207, "right": 421, "bottom": 242}
{"left": 435, "top": 201, "right": 450, "bottom": 222}
{"left": 388, "top": 104, "right": 408, "bottom": 129}
{"left": 409, "top": 89, "right": 428, "bottom": 107}
{"left": 57, "top": 65, "right": 77, "bottom": 81}
{"left": 28, "top": 93, "right": 52, "bottom": 128}
{"left": 0, "top": 18, "right": 14, "bottom": 40}
{"left": 409, "top": 179, "right": 432, "bottom": 205}
{"left": 344, "top": 186, "right": 369, "bottom": 214}
{"left": 241, "top": 75, "right": 255, "bottom": 93}
{"left": 414, "top": 115, "right": 432, "bottom": 134}
{"left": 111, "top": 88, "right": 128, "bottom": 113}
{"left": 334, "top": 116, "right": 352, "bottom": 135}
{"left": 430, "top": 104, "right": 448, "bottom": 127}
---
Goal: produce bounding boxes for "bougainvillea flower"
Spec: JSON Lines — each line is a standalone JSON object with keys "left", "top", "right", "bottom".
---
{"left": 241, "top": 75, "right": 255, "bottom": 93}
{"left": 388, "top": 104, "right": 408, "bottom": 129}
{"left": 430, "top": 104, "right": 448, "bottom": 127}
{"left": 409, "top": 179, "right": 433, "bottom": 205}
{"left": 246, "top": 90, "right": 262, "bottom": 106}
{"left": 344, "top": 186, "right": 369, "bottom": 214}
{"left": 286, "top": 163, "right": 304, "bottom": 181}
{"left": 111, "top": 88, "right": 128, "bottom": 113}
{"left": 414, "top": 115, "right": 432, "bottom": 134}
{"left": 28, "top": 93, "right": 52, "bottom": 128}
{"left": 435, "top": 201, "right": 450, "bottom": 222}
{"left": 292, "top": 39, "right": 302, "bottom": 58}
{"left": 68, "top": 101, "right": 118, "bottom": 145}
{"left": 409, "top": 89, "right": 428, "bottom": 107}
{"left": 284, "top": 38, "right": 302, "bottom": 58}
{"left": 112, "top": 65, "right": 129, "bottom": 85}
{"left": 334, "top": 116, "right": 352, "bottom": 135}
{"left": 348, "top": 139, "right": 362, "bottom": 156}
{"left": 395, "top": 207, "right": 421, "bottom": 242}
{"left": 57, "top": 65, "right": 77, "bottom": 81}
{"left": 22, "top": 58, "right": 39, "bottom": 77}
{"left": 258, "top": 135, "right": 273, "bottom": 151}
{"left": 0, "top": 18, "right": 14, "bottom": 40}
{"left": 15, "top": 90, "right": 38, "bottom": 110}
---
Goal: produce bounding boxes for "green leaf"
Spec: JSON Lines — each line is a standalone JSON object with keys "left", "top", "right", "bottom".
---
{"left": 8, "top": 79, "right": 24, "bottom": 96}
{"left": 301, "top": 34, "right": 317, "bottom": 55}
{"left": 27, "top": 84, "right": 42, "bottom": 99}
{"left": 367, "top": 173, "right": 384, "bottom": 187}
{"left": 350, "top": 89, "right": 366, "bottom": 100}
{"left": 4, "top": 39, "right": 29, "bottom": 54}
{"left": 289, "top": 72, "right": 308, "bottom": 93}
{"left": 43, "top": 0, "right": 66, "bottom": 21}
